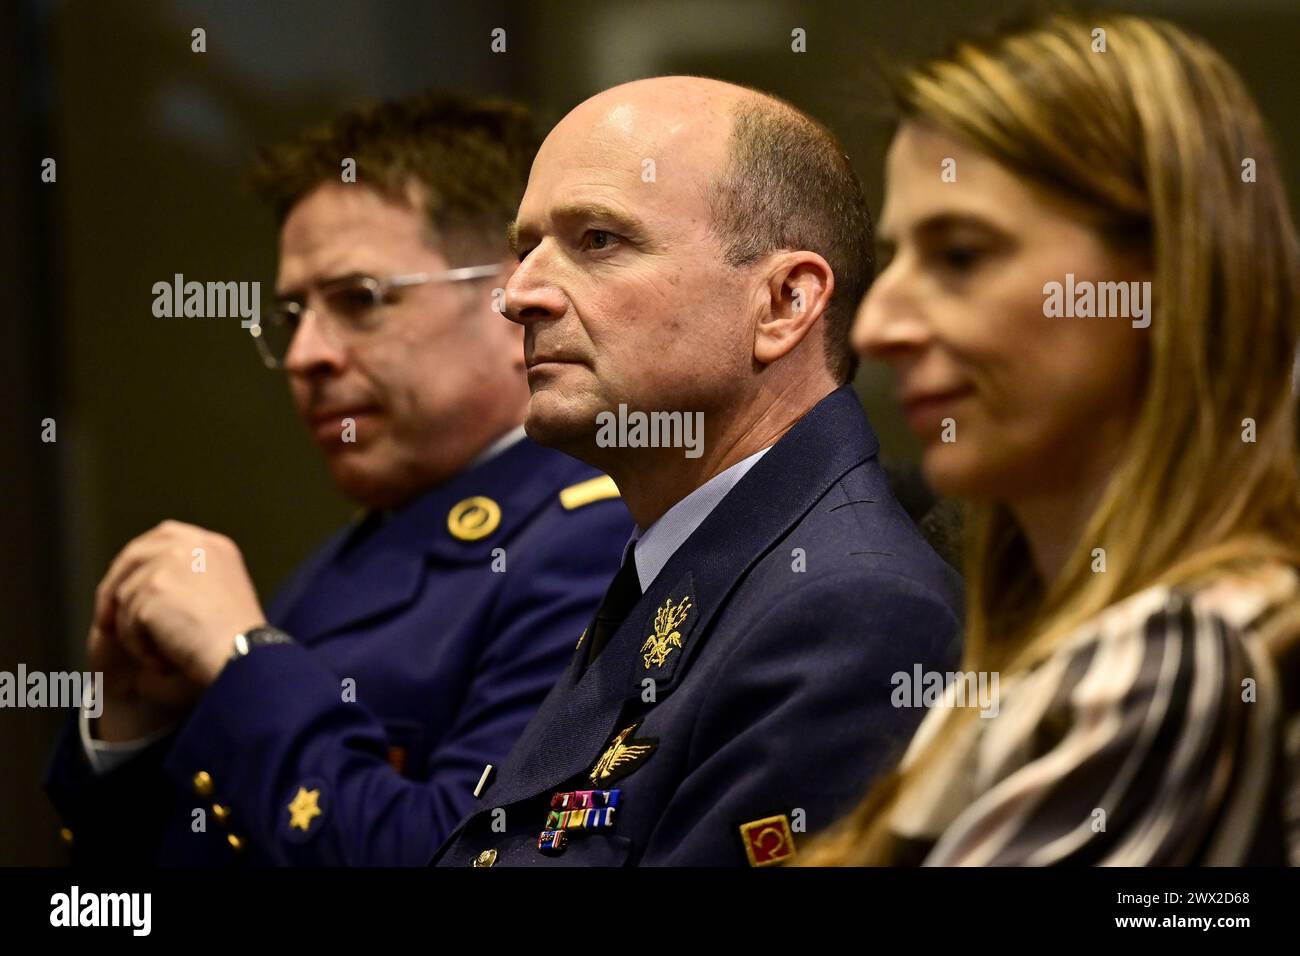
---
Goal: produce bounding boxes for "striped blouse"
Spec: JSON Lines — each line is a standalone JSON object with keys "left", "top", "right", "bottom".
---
{"left": 886, "top": 564, "right": 1300, "bottom": 866}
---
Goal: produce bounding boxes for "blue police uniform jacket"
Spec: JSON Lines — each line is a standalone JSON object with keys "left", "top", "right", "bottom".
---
{"left": 433, "top": 387, "right": 964, "bottom": 867}
{"left": 44, "top": 436, "right": 634, "bottom": 865}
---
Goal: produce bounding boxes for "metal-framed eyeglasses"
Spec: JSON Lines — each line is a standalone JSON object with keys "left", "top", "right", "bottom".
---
{"left": 249, "top": 263, "right": 503, "bottom": 369}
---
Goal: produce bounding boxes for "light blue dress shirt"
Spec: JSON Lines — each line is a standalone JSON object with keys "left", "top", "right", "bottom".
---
{"left": 628, "top": 445, "right": 772, "bottom": 593}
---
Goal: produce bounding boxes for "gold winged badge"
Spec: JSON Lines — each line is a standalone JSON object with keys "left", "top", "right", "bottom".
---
{"left": 589, "top": 723, "right": 657, "bottom": 785}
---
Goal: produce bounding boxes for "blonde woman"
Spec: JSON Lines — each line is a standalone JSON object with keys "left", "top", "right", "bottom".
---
{"left": 805, "top": 12, "right": 1300, "bottom": 865}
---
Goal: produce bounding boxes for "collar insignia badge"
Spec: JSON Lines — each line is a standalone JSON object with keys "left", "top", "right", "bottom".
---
{"left": 447, "top": 496, "right": 502, "bottom": 541}
{"left": 640, "top": 595, "right": 692, "bottom": 669}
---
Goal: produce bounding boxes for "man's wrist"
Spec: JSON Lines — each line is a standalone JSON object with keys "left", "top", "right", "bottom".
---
{"left": 91, "top": 692, "right": 181, "bottom": 745}
{"left": 81, "top": 705, "right": 173, "bottom": 773}
{"left": 194, "top": 622, "right": 268, "bottom": 686}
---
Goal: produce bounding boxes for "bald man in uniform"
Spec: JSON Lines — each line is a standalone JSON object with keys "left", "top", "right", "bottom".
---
{"left": 430, "top": 76, "right": 963, "bottom": 867}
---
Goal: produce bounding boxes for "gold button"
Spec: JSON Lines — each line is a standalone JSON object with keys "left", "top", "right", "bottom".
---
{"left": 227, "top": 834, "right": 244, "bottom": 852}
{"left": 212, "top": 804, "right": 231, "bottom": 825}
{"left": 193, "top": 771, "right": 214, "bottom": 797}
{"left": 59, "top": 827, "right": 74, "bottom": 848}
{"left": 472, "top": 848, "right": 497, "bottom": 868}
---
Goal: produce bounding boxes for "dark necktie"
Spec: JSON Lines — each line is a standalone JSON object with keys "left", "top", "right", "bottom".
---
{"left": 583, "top": 550, "right": 643, "bottom": 669}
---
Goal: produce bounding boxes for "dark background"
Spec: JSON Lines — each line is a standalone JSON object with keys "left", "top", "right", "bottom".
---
{"left": 3, "top": 0, "right": 1297, "bottom": 864}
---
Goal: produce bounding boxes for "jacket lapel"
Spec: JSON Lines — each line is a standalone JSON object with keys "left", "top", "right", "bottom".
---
{"left": 273, "top": 436, "right": 579, "bottom": 642}
{"left": 488, "top": 386, "right": 878, "bottom": 805}
{"left": 265, "top": 522, "right": 356, "bottom": 631}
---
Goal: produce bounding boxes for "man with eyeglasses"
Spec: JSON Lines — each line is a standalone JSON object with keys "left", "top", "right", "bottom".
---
{"left": 45, "top": 92, "right": 633, "bottom": 865}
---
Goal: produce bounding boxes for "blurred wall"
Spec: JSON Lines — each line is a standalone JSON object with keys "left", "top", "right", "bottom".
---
{"left": 4, "top": 0, "right": 1298, "bottom": 863}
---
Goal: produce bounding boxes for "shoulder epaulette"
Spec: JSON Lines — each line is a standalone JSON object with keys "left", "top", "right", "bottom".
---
{"left": 559, "top": 475, "right": 621, "bottom": 510}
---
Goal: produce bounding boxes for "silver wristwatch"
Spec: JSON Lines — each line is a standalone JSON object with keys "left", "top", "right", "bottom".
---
{"left": 231, "top": 625, "right": 294, "bottom": 660}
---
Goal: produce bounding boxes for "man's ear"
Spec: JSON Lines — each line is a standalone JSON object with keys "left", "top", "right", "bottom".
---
{"left": 753, "top": 251, "right": 834, "bottom": 366}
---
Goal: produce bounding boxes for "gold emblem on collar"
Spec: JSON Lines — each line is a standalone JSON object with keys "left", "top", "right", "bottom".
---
{"left": 448, "top": 496, "right": 502, "bottom": 541}
{"left": 641, "top": 595, "right": 692, "bottom": 669}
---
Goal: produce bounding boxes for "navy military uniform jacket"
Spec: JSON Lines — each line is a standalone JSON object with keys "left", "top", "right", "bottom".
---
{"left": 433, "top": 388, "right": 963, "bottom": 867}
{"left": 45, "top": 437, "right": 633, "bottom": 865}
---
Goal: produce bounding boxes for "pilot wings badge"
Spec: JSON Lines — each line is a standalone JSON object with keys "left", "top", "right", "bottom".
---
{"left": 640, "top": 595, "right": 693, "bottom": 669}
{"left": 589, "top": 723, "right": 658, "bottom": 786}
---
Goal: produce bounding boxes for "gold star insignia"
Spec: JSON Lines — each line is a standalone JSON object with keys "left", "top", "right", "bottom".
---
{"left": 288, "top": 786, "right": 322, "bottom": 832}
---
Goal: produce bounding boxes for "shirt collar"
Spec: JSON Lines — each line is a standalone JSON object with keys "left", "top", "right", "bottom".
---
{"left": 470, "top": 424, "right": 528, "bottom": 467}
{"left": 627, "top": 445, "right": 772, "bottom": 592}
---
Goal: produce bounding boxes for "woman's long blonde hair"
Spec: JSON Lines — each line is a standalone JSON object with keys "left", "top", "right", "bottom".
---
{"left": 802, "top": 11, "right": 1300, "bottom": 865}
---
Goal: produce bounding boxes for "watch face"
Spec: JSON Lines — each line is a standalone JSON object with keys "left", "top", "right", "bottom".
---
{"left": 233, "top": 627, "right": 289, "bottom": 659}
{"left": 248, "top": 627, "right": 293, "bottom": 647}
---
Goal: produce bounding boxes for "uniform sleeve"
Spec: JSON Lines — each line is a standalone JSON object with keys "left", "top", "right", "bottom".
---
{"left": 921, "top": 596, "right": 1264, "bottom": 866}
{"left": 44, "top": 714, "right": 182, "bottom": 864}
{"left": 162, "top": 502, "right": 629, "bottom": 866}
{"left": 638, "top": 569, "right": 962, "bottom": 865}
